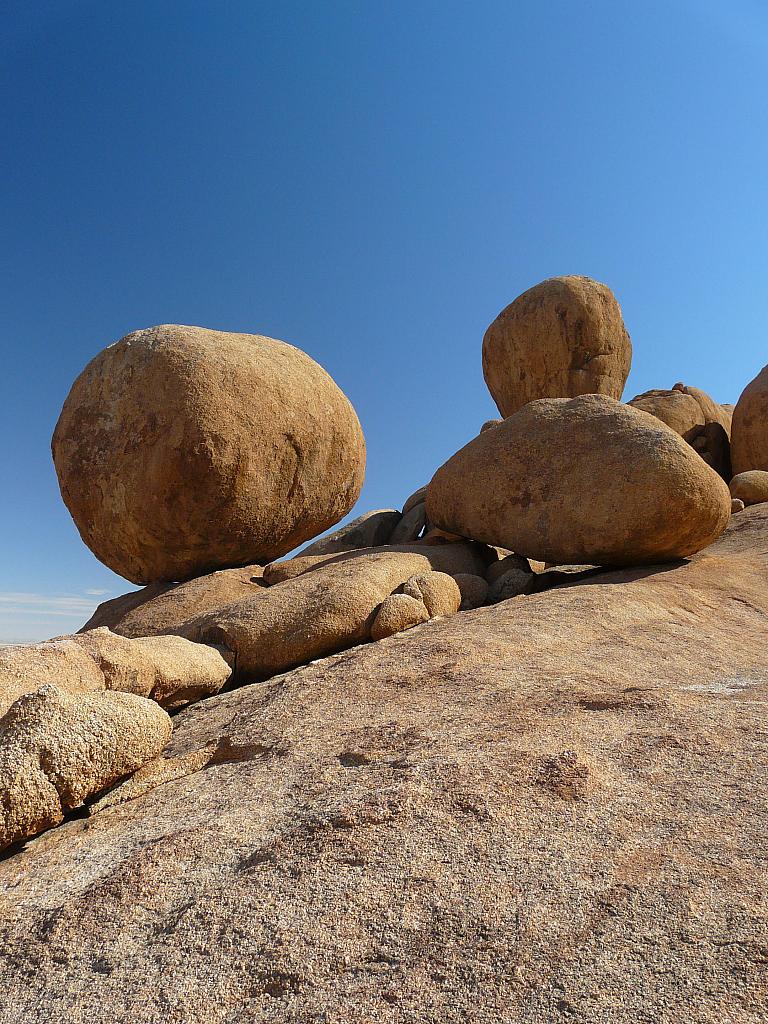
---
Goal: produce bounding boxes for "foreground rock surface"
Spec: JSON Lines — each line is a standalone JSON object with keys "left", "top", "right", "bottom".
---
{"left": 0, "top": 685, "right": 171, "bottom": 853}
{"left": 52, "top": 325, "right": 366, "bottom": 584}
{"left": 427, "top": 395, "right": 731, "bottom": 566}
{"left": 482, "top": 276, "right": 632, "bottom": 417}
{"left": 0, "top": 509, "right": 766, "bottom": 1021}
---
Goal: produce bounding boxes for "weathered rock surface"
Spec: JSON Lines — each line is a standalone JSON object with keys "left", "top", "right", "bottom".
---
{"left": 482, "top": 276, "right": 632, "bottom": 417}
{"left": 731, "top": 363, "right": 768, "bottom": 474}
{"left": 0, "top": 638, "right": 105, "bottom": 719}
{"left": 71, "top": 628, "right": 232, "bottom": 709}
{"left": 81, "top": 564, "right": 266, "bottom": 637}
{"left": 729, "top": 470, "right": 768, "bottom": 507}
{"left": 427, "top": 395, "right": 731, "bottom": 566}
{"left": 402, "top": 485, "right": 428, "bottom": 515}
{"left": 297, "top": 510, "right": 402, "bottom": 557}
{"left": 52, "top": 325, "right": 366, "bottom": 584}
{"left": 487, "top": 566, "right": 537, "bottom": 604}
{"left": 181, "top": 542, "right": 490, "bottom": 680}
{"left": 0, "top": 630, "right": 230, "bottom": 717}
{"left": 0, "top": 685, "right": 171, "bottom": 854}
{"left": 1, "top": 509, "right": 767, "bottom": 1022}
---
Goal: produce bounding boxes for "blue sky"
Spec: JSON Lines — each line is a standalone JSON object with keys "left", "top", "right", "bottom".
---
{"left": 2, "top": 0, "right": 767, "bottom": 641}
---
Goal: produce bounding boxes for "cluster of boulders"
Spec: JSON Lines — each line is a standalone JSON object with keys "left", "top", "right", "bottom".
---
{"left": 3, "top": 273, "right": 768, "bottom": 854}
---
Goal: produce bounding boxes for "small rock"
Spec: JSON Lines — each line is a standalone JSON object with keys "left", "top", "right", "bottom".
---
{"left": 402, "top": 572, "right": 461, "bottom": 618}
{"left": 729, "top": 470, "right": 768, "bottom": 507}
{"left": 731, "top": 498, "right": 745, "bottom": 514}
{"left": 371, "top": 594, "right": 430, "bottom": 641}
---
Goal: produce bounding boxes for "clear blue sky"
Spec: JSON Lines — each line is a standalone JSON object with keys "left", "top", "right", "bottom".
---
{"left": 2, "top": 0, "right": 767, "bottom": 641}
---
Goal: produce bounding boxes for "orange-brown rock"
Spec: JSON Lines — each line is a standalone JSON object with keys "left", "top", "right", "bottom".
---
{"left": 52, "top": 325, "right": 366, "bottom": 584}
{"left": 81, "top": 564, "right": 266, "bottom": 637}
{"left": 2, "top": 509, "right": 767, "bottom": 1021}
{"left": 628, "top": 384, "right": 732, "bottom": 478}
{"left": 627, "top": 388, "right": 705, "bottom": 439}
{"left": 426, "top": 395, "right": 731, "bottom": 566}
{"left": 482, "top": 276, "right": 632, "bottom": 417}
{"left": 731, "top": 363, "right": 768, "bottom": 474}
{"left": 729, "top": 470, "right": 768, "bottom": 507}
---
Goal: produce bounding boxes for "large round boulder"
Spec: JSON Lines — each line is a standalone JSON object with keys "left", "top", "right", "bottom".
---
{"left": 52, "top": 325, "right": 366, "bottom": 583}
{"left": 482, "top": 276, "right": 632, "bottom": 417}
{"left": 731, "top": 364, "right": 768, "bottom": 474}
{"left": 426, "top": 395, "right": 731, "bottom": 566}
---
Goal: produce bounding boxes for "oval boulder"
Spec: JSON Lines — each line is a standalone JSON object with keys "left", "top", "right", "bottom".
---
{"left": 426, "top": 395, "right": 731, "bottom": 566}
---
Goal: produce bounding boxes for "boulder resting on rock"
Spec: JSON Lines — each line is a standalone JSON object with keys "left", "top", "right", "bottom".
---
{"left": 731, "top": 363, "right": 768, "bottom": 474}
{"left": 2, "top": 509, "right": 767, "bottom": 1021}
{"left": 426, "top": 394, "right": 731, "bottom": 566}
{"left": 482, "top": 276, "right": 632, "bottom": 417}
{"left": 729, "top": 470, "right": 768, "bottom": 507}
{"left": 52, "top": 325, "right": 366, "bottom": 584}
{"left": 370, "top": 593, "right": 430, "bottom": 640}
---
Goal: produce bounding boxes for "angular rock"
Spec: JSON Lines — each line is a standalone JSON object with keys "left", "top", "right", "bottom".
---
{"left": 729, "top": 470, "right": 768, "bottom": 507}
{"left": 2, "top": 510, "right": 768, "bottom": 1021}
{"left": 81, "top": 564, "right": 266, "bottom": 637}
{"left": 731, "top": 363, "right": 768, "bottom": 474}
{"left": 482, "top": 276, "right": 632, "bottom": 417}
{"left": 180, "top": 542, "right": 489, "bottom": 680}
{"left": 297, "top": 510, "right": 402, "bottom": 557}
{"left": 52, "top": 325, "right": 366, "bottom": 583}
{"left": 426, "top": 395, "right": 731, "bottom": 566}
{"left": 370, "top": 594, "right": 430, "bottom": 641}
{"left": 389, "top": 502, "right": 427, "bottom": 544}
{"left": 71, "top": 628, "right": 232, "bottom": 709}
{"left": 0, "top": 685, "right": 171, "bottom": 853}
{"left": 402, "top": 485, "right": 428, "bottom": 515}
{"left": 402, "top": 571, "right": 461, "bottom": 617}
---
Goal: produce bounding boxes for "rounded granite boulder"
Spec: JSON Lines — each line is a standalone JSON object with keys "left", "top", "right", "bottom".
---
{"left": 52, "top": 325, "right": 366, "bottom": 583}
{"left": 482, "top": 276, "right": 632, "bottom": 417}
{"left": 426, "top": 394, "right": 731, "bottom": 566}
{"left": 731, "top": 364, "right": 768, "bottom": 474}
{"left": 729, "top": 471, "right": 768, "bottom": 507}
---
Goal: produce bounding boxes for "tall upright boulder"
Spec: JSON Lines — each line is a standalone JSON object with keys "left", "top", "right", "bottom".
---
{"left": 52, "top": 325, "right": 366, "bottom": 584}
{"left": 482, "top": 276, "right": 632, "bottom": 417}
{"left": 426, "top": 395, "right": 731, "bottom": 566}
{"left": 731, "top": 364, "right": 768, "bottom": 474}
